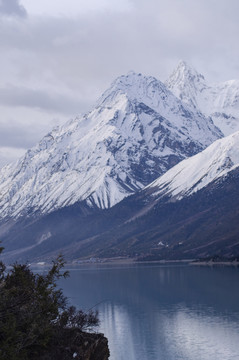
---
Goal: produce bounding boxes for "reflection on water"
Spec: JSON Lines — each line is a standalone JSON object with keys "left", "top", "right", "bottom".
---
{"left": 163, "top": 308, "right": 239, "bottom": 360}
{"left": 98, "top": 302, "right": 239, "bottom": 360}
{"left": 59, "top": 264, "right": 239, "bottom": 360}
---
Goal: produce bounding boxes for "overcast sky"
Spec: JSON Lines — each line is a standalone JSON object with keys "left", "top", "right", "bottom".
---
{"left": 0, "top": 0, "right": 239, "bottom": 167}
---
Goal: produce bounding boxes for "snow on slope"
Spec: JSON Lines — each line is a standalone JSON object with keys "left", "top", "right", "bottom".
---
{"left": 166, "top": 61, "right": 239, "bottom": 136}
{"left": 148, "top": 130, "right": 239, "bottom": 200}
{"left": 0, "top": 72, "right": 221, "bottom": 220}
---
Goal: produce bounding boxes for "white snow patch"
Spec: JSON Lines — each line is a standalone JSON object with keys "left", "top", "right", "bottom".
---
{"left": 149, "top": 131, "right": 239, "bottom": 199}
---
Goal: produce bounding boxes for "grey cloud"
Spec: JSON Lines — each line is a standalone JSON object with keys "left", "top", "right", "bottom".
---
{"left": 0, "top": 147, "right": 26, "bottom": 168}
{"left": 0, "top": 106, "right": 69, "bottom": 153}
{"left": 0, "top": 0, "right": 27, "bottom": 18}
{"left": 1, "top": 0, "right": 239, "bottom": 166}
{"left": 0, "top": 122, "right": 37, "bottom": 149}
{"left": 1, "top": 0, "right": 239, "bottom": 86}
{"left": 0, "top": 86, "right": 90, "bottom": 115}
{"left": 21, "top": 3, "right": 239, "bottom": 90}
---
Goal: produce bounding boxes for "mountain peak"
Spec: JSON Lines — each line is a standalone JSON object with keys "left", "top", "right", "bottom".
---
{"left": 165, "top": 61, "right": 207, "bottom": 109}
{"left": 166, "top": 62, "right": 239, "bottom": 136}
{"left": 176, "top": 60, "right": 193, "bottom": 72}
{"left": 0, "top": 69, "right": 221, "bottom": 220}
{"left": 107, "top": 71, "right": 164, "bottom": 94}
{"left": 167, "top": 60, "right": 206, "bottom": 88}
{"left": 97, "top": 71, "right": 172, "bottom": 114}
{"left": 177, "top": 60, "right": 203, "bottom": 74}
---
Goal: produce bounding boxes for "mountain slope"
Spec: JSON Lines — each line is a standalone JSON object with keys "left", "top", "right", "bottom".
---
{"left": 166, "top": 61, "right": 239, "bottom": 136}
{"left": 68, "top": 131, "right": 239, "bottom": 261}
{"left": 147, "top": 130, "right": 239, "bottom": 200}
{"left": 0, "top": 72, "right": 221, "bottom": 220}
{"left": 1, "top": 131, "right": 239, "bottom": 263}
{"left": 95, "top": 167, "right": 239, "bottom": 261}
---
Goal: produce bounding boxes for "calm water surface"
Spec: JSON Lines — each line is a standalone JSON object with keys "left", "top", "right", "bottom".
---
{"left": 58, "top": 263, "right": 239, "bottom": 360}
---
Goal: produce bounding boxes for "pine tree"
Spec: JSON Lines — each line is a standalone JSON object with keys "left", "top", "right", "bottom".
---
{"left": 0, "top": 249, "right": 102, "bottom": 360}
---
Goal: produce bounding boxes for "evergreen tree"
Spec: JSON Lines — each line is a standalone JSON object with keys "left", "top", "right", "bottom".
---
{"left": 0, "top": 249, "right": 100, "bottom": 360}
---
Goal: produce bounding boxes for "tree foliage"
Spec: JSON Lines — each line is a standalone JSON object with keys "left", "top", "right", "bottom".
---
{"left": 0, "top": 251, "right": 99, "bottom": 360}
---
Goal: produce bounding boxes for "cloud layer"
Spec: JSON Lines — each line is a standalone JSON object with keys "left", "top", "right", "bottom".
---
{"left": 0, "top": 0, "right": 239, "bottom": 167}
{"left": 0, "top": 0, "right": 27, "bottom": 17}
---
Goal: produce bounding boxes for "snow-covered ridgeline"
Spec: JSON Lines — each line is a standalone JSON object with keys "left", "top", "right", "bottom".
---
{"left": 166, "top": 61, "right": 239, "bottom": 136}
{"left": 148, "top": 131, "right": 239, "bottom": 200}
{"left": 0, "top": 72, "right": 221, "bottom": 219}
{"left": 99, "top": 72, "right": 220, "bottom": 145}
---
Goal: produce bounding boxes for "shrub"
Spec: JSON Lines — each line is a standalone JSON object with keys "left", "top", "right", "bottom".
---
{"left": 0, "top": 252, "right": 99, "bottom": 360}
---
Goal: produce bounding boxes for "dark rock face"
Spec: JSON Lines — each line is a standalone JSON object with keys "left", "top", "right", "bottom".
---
{"left": 39, "top": 331, "right": 110, "bottom": 360}
{"left": 72, "top": 332, "right": 110, "bottom": 360}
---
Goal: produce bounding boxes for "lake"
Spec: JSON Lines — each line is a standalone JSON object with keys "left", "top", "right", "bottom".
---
{"left": 59, "top": 263, "right": 239, "bottom": 360}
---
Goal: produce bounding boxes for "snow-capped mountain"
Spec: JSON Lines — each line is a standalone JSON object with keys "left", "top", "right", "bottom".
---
{"left": 166, "top": 61, "right": 239, "bottom": 136}
{"left": 81, "top": 130, "right": 239, "bottom": 261}
{"left": 0, "top": 71, "right": 221, "bottom": 220}
{"left": 148, "top": 130, "right": 239, "bottom": 200}
{"left": 1, "top": 130, "right": 239, "bottom": 263}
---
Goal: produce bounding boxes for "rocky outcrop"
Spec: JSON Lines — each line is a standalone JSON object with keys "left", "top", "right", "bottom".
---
{"left": 37, "top": 330, "right": 110, "bottom": 360}
{"left": 76, "top": 332, "right": 110, "bottom": 360}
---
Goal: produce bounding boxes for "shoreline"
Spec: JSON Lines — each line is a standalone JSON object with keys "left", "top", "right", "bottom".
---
{"left": 190, "top": 260, "right": 239, "bottom": 266}
{"left": 30, "top": 257, "right": 193, "bottom": 268}
{"left": 27, "top": 257, "right": 239, "bottom": 268}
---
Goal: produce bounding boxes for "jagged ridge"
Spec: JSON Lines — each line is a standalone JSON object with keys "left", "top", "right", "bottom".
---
{"left": 147, "top": 130, "right": 239, "bottom": 200}
{"left": 166, "top": 61, "right": 239, "bottom": 136}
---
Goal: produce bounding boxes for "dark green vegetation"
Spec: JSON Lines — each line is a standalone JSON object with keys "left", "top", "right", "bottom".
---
{"left": 0, "top": 248, "right": 109, "bottom": 360}
{"left": 1, "top": 168, "right": 239, "bottom": 263}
